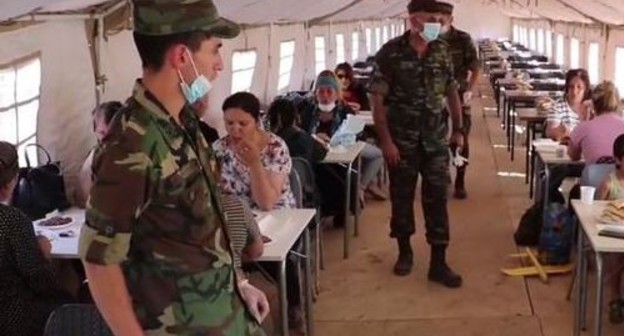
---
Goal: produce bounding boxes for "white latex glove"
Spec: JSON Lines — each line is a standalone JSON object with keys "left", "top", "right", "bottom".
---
{"left": 462, "top": 91, "right": 473, "bottom": 105}
{"left": 239, "top": 280, "right": 270, "bottom": 324}
{"left": 452, "top": 148, "right": 469, "bottom": 167}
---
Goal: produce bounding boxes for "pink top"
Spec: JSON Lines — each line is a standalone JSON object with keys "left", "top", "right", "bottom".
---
{"left": 570, "top": 112, "right": 624, "bottom": 164}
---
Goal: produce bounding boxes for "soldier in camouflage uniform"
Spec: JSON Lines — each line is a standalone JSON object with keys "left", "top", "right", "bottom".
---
{"left": 369, "top": 0, "right": 464, "bottom": 287}
{"left": 437, "top": 1, "right": 481, "bottom": 199}
{"left": 78, "top": 1, "right": 268, "bottom": 335}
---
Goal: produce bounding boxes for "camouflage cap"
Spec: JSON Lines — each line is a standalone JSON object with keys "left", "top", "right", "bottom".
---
{"left": 407, "top": 0, "right": 439, "bottom": 13}
{"left": 436, "top": 1, "right": 454, "bottom": 15}
{"left": 132, "top": 0, "right": 240, "bottom": 38}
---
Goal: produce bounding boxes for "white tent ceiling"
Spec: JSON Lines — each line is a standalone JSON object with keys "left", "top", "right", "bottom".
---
{"left": 493, "top": 0, "right": 624, "bottom": 25}
{"left": 3, "top": 0, "right": 622, "bottom": 26}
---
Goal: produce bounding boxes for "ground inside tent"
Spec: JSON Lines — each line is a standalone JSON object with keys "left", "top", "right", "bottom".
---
{"left": 312, "top": 73, "right": 623, "bottom": 336}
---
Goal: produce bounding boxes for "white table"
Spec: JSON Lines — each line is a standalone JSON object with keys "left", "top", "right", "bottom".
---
{"left": 572, "top": 200, "right": 624, "bottom": 336}
{"left": 532, "top": 141, "right": 584, "bottom": 205}
{"left": 34, "top": 206, "right": 317, "bottom": 336}
{"left": 354, "top": 111, "right": 374, "bottom": 126}
{"left": 321, "top": 141, "right": 367, "bottom": 259}
{"left": 32, "top": 207, "right": 84, "bottom": 259}
{"left": 256, "top": 209, "right": 316, "bottom": 336}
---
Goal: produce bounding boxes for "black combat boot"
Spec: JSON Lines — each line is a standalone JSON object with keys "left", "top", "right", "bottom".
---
{"left": 454, "top": 167, "right": 467, "bottom": 199}
{"left": 393, "top": 237, "right": 413, "bottom": 276}
{"left": 428, "top": 245, "right": 462, "bottom": 288}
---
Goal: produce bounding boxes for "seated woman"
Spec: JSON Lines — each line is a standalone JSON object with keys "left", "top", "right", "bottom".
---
{"left": 76, "top": 101, "right": 123, "bottom": 207}
{"left": 214, "top": 92, "right": 304, "bottom": 330}
{"left": 546, "top": 69, "right": 593, "bottom": 141}
{"left": 213, "top": 92, "right": 296, "bottom": 211}
{"left": 267, "top": 98, "right": 327, "bottom": 165}
{"left": 542, "top": 69, "right": 591, "bottom": 203}
{"left": 568, "top": 81, "right": 624, "bottom": 165}
{"left": 335, "top": 62, "right": 370, "bottom": 112}
{"left": 0, "top": 141, "right": 71, "bottom": 336}
{"left": 300, "top": 70, "right": 386, "bottom": 202}
{"left": 596, "top": 134, "right": 624, "bottom": 324}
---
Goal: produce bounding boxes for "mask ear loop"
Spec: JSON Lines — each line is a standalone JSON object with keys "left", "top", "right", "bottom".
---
{"left": 185, "top": 48, "right": 202, "bottom": 79}
{"left": 177, "top": 48, "right": 201, "bottom": 85}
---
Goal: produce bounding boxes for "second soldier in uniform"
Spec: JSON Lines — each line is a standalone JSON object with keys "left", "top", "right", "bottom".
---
{"left": 369, "top": 0, "right": 464, "bottom": 287}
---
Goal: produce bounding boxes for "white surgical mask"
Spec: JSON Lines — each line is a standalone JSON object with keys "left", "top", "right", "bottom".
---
{"left": 177, "top": 49, "right": 213, "bottom": 105}
{"left": 318, "top": 102, "right": 336, "bottom": 112}
{"left": 420, "top": 22, "right": 441, "bottom": 43}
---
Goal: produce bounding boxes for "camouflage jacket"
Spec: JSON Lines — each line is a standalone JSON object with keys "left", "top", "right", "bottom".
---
{"left": 369, "top": 31, "right": 457, "bottom": 154}
{"left": 79, "top": 81, "right": 263, "bottom": 336}
{"left": 441, "top": 27, "right": 480, "bottom": 92}
{"left": 300, "top": 99, "right": 355, "bottom": 137}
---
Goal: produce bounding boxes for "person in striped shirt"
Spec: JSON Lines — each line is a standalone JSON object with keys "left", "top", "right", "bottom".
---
{"left": 546, "top": 69, "right": 592, "bottom": 141}
{"left": 544, "top": 69, "right": 592, "bottom": 204}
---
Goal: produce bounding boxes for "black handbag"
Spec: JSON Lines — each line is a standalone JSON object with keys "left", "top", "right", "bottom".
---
{"left": 12, "top": 144, "right": 70, "bottom": 220}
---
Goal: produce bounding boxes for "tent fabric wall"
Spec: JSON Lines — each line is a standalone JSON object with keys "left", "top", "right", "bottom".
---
{"left": 0, "top": 21, "right": 96, "bottom": 199}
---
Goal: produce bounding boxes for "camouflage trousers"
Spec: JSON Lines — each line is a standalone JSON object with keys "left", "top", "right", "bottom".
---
{"left": 388, "top": 146, "right": 450, "bottom": 245}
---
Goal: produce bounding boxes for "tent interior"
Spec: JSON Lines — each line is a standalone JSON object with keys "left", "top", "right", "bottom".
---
{"left": 3, "top": 0, "right": 624, "bottom": 335}
{"left": 2, "top": 0, "right": 620, "bottom": 195}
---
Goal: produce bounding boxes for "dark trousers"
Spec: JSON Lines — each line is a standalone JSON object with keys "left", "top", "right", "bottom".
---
{"left": 389, "top": 147, "right": 450, "bottom": 245}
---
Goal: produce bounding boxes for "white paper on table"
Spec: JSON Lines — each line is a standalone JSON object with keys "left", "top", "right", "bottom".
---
{"left": 343, "top": 114, "right": 366, "bottom": 134}
{"left": 597, "top": 224, "right": 624, "bottom": 233}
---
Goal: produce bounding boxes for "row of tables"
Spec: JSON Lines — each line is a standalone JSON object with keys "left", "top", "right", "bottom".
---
{"left": 483, "top": 40, "right": 624, "bottom": 336}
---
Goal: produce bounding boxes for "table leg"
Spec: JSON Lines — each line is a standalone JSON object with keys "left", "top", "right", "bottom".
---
{"left": 279, "top": 260, "right": 289, "bottom": 336}
{"left": 354, "top": 155, "right": 362, "bottom": 237}
{"left": 530, "top": 144, "right": 535, "bottom": 199}
{"left": 524, "top": 121, "right": 531, "bottom": 184}
{"left": 506, "top": 99, "right": 512, "bottom": 152}
{"left": 594, "top": 252, "right": 605, "bottom": 336}
{"left": 542, "top": 162, "right": 550, "bottom": 221}
{"left": 580, "top": 234, "right": 589, "bottom": 331}
{"left": 574, "top": 227, "right": 586, "bottom": 336}
{"left": 511, "top": 102, "right": 516, "bottom": 161}
{"left": 304, "top": 228, "right": 314, "bottom": 336}
{"left": 344, "top": 162, "right": 353, "bottom": 259}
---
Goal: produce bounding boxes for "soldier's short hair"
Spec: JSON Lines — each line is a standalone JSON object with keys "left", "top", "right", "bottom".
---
{"left": 407, "top": 0, "right": 439, "bottom": 14}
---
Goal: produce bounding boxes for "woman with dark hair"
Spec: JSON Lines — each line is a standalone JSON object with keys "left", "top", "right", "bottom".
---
{"left": 76, "top": 101, "right": 123, "bottom": 207}
{"left": 540, "top": 69, "right": 592, "bottom": 203}
{"left": 335, "top": 62, "right": 370, "bottom": 111}
{"left": 546, "top": 68, "right": 592, "bottom": 141}
{"left": 268, "top": 98, "right": 327, "bottom": 164}
{"left": 0, "top": 141, "right": 70, "bottom": 336}
{"left": 213, "top": 92, "right": 295, "bottom": 210}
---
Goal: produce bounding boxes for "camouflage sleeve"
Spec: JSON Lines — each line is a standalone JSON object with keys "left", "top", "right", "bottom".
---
{"left": 464, "top": 36, "right": 480, "bottom": 71}
{"left": 368, "top": 47, "right": 392, "bottom": 97}
{"left": 444, "top": 46, "right": 458, "bottom": 90}
{"left": 79, "top": 128, "right": 154, "bottom": 265}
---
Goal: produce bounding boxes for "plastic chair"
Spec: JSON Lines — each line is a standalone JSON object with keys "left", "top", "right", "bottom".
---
{"left": 43, "top": 304, "right": 112, "bottom": 336}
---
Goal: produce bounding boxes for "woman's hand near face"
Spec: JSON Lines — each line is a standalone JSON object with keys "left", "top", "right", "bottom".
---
{"left": 347, "top": 101, "right": 361, "bottom": 112}
{"left": 235, "top": 137, "right": 261, "bottom": 167}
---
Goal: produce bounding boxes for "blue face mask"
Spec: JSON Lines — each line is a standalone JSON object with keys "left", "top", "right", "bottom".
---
{"left": 178, "top": 49, "right": 213, "bottom": 105}
{"left": 420, "top": 22, "right": 441, "bottom": 43}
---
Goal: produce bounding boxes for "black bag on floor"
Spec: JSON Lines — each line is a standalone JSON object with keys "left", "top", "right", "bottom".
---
{"left": 12, "top": 144, "right": 70, "bottom": 220}
{"left": 514, "top": 202, "right": 543, "bottom": 246}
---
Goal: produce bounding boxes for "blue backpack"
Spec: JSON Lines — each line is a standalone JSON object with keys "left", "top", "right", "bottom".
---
{"left": 538, "top": 203, "right": 575, "bottom": 265}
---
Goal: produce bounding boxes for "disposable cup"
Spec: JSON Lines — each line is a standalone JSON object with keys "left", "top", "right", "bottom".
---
{"left": 580, "top": 186, "right": 596, "bottom": 204}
